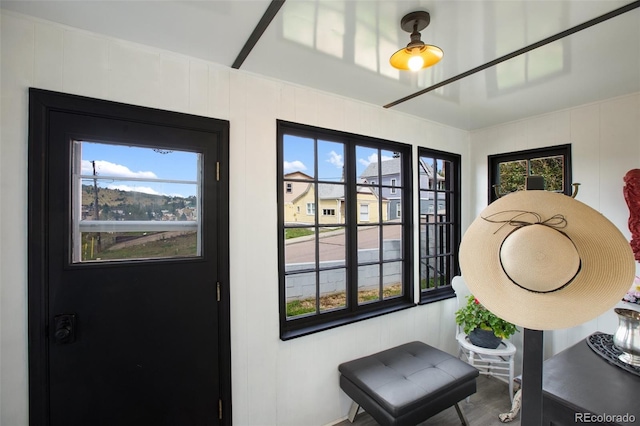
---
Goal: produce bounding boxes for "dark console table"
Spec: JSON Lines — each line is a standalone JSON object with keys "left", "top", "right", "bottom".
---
{"left": 542, "top": 337, "right": 640, "bottom": 425}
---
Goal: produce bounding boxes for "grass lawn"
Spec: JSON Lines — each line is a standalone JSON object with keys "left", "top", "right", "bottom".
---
{"left": 83, "top": 232, "right": 196, "bottom": 261}
{"left": 285, "top": 228, "right": 314, "bottom": 239}
{"left": 284, "top": 227, "right": 340, "bottom": 240}
{"left": 420, "top": 277, "right": 447, "bottom": 290}
{"left": 286, "top": 284, "right": 402, "bottom": 317}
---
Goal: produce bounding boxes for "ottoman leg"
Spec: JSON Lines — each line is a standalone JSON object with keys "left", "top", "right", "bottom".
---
{"left": 347, "top": 401, "right": 360, "bottom": 423}
{"left": 454, "top": 402, "right": 470, "bottom": 426}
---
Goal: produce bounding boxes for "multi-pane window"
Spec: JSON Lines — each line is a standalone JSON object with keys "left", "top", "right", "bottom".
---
{"left": 278, "top": 121, "right": 413, "bottom": 339}
{"left": 489, "top": 144, "right": 571, "bottom": 202}
{"left": 418, "top": 148, "right": 461, "bottom": 303}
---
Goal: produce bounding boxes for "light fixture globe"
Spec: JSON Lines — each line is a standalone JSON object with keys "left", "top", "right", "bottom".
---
{"left": 390, "top": 11, "right": 443, "bottom": 71}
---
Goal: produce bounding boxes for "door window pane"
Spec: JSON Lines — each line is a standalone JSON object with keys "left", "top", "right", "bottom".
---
{"left": 72, "top": 141, "right": 200, "bottom": 263}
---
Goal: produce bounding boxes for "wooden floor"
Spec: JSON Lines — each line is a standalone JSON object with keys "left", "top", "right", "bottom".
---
{"left": 335, "top": 375, "right": 521, "bottom": 426}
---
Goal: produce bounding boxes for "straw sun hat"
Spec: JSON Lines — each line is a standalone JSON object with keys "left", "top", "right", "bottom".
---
{"left": 460, "top": 190, "right": 635, "bottom": 330}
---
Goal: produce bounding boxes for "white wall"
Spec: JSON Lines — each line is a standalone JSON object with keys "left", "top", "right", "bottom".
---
{"left": 4, "top": 10, "right": 638, "bottom": 426}
{"left": 0, "top": 11, "right": 471, "bottom": 426}
{"left": 469, "top": 93, "right": 640, "bottom": 359}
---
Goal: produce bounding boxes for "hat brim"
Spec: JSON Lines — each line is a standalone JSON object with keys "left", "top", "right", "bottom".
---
{"left": 460, "top": 190, "right": 635, "bottom": 330}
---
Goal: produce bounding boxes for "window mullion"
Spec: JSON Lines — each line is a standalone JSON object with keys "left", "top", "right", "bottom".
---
{"left": 345, "top": 141, "right": 359, "bottom": 313}
{"left": 378, "top": 152, "right": 384, "bottom": 300}
{"left": 378, "top": 227, "right": 383, "bottom": 299}
{"left": 314, "top": 139, "right": 321, "bottom": 315}
{"left": 377, "top": 149, "right": 384, "bottom": 301}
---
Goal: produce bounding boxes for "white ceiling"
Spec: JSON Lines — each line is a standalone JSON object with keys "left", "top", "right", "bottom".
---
{"left": 2, "top": 0, "right": 639, "bottom": 130}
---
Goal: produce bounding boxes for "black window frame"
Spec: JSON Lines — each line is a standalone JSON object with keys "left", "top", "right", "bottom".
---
{"left": 418, "top": 147, "right": 461, "bottom": 304}
{"left": 488, "top": 144, "right": 572, "bottom": 203}
{"left": 277, "top": 120, "right": 414, "bottom": 340}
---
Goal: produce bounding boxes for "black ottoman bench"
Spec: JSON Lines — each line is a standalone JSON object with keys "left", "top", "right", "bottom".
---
{"left": 338, "top": 341, "right": 479, "bottom": 426}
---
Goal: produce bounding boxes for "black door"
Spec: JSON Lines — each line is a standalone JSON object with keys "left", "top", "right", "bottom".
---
{"left": 28, "top": 89, "right": 231, "bottom": 426}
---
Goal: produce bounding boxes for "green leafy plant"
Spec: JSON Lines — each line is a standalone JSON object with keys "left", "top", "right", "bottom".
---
{"left": 455, "top": 294, "right": 518, "bottom": 339}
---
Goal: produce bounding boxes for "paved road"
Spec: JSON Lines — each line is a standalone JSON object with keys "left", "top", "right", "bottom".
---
{"left": 284, "top": 225, "right": 401, "bottom": 264}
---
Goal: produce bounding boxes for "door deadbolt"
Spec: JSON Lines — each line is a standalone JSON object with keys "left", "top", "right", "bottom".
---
{"left": 53, "top": 314, "right": 76, "bottom": 344}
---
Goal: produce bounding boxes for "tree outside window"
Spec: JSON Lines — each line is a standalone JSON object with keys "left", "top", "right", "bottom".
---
{"left": 489, "top": 145, "right": 571, "bottom": 203}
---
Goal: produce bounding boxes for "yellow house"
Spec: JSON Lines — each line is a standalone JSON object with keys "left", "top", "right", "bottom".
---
{"left": 352, "top": 185, "right": 389, "bottom": 224}
{"left": 283, "top": 172, "right": 313, "bottom": 223}
{"left": 283, "top": 177, "right": 388, "bottom": 225}
{"left": 283, "top": 171, "right": 312, "bottom": 204}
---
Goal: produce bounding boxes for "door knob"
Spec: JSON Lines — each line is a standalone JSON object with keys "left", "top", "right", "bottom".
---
{"left": 54, "top": 327, "right": 70, "bottom": 340}
{"left": 53, "top": 313, "right": 76, "bottom": 344}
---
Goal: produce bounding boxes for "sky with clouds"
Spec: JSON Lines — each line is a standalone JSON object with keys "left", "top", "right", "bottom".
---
{"left": 79, "top": 141, "right": 198, "bottom": 197}
{"left": 80, "top": 135, "right": 401, "bottom": 198}
{"left": 283, "top": 135, "right": 395, "bottom": 181}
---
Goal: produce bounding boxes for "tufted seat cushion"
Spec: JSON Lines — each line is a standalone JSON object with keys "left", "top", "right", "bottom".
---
{"left": 339, "top": 341, "right": 479, "bottom": 426}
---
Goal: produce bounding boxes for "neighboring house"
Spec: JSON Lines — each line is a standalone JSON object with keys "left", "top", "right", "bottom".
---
{"left": 351, "top": 185, "right": 388, "bottom": 224}
{"left": 283, "top": 172, "right": 314, "bottom": 224}
{"left": 360, "top": 157, "right": 447, "bottom": 218}
{"left": 418, "top": 158, "right": 446, "bottom": 215}
{"left": 161, "top": 210, "right": 176, "bottom": 221}
{"left": 283, "top": 171, "right": 313, "bottom": 203}
{"left": 360, "top": 157, "right": 403, "bottom": 220}
{"left": 176, "top": 207, "right": 197, "bottom": 221}
{"left": 283, "top": 176, "right": 388, "bottom": 225}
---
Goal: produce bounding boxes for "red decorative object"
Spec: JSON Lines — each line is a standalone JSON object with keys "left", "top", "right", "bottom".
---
{"left": 624, "top": 169, "right": 640, "bottom": 261}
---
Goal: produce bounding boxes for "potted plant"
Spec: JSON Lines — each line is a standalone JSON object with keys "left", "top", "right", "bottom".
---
{"left": 455, "top": 294, "right": 518, "bottom": 348}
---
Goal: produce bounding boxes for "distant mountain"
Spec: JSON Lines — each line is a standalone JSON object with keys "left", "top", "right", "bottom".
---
{"left": 82, "top": 185, "right": 196, "bottom": 221}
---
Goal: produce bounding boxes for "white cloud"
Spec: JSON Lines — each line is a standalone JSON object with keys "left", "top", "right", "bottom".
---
{"left": 358, "top": 153, "right": 393, "bottom": 168}
{"left": 106, "top": 184, "right": 161, "bottom": 195}
{"left": 327, "top": 150, "right": 343, "bottom": 168}
{"left": 81, "top": 160, "right": 157, "bottom": 179}
{"left": 283, "top": 160, "right": 307, "bottom": 173}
